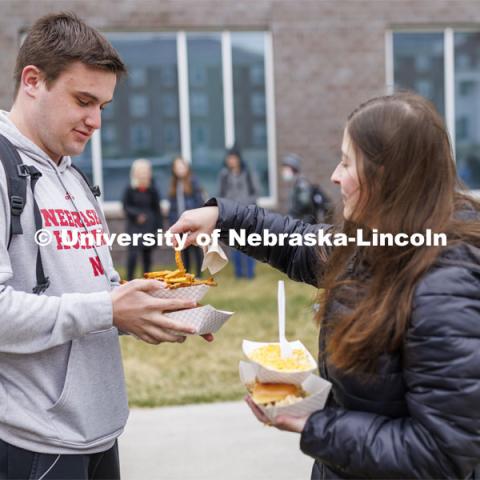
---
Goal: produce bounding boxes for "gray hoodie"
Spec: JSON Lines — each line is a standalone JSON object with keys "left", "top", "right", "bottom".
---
{"left": 0, "top": 111, "right": 129, "bottom": 454}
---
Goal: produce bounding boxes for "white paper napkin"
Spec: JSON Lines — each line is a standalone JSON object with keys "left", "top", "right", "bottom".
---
{"left": 201, "top": 241, "right": 228, "bottom": 275}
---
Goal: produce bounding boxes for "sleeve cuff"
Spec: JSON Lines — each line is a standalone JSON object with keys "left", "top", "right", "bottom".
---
{"left": 61, "top": 290, "right": 113, "bottom": 337}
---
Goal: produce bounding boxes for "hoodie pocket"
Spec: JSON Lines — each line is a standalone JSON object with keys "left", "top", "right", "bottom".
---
{"left": 47, "top": 327, "right": 129, "bottom": 446}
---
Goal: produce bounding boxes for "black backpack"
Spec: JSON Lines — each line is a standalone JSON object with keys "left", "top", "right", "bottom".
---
{"left": 0, "top": 134, "right": 101, "bottom": 294}
{"left": 310, "top": 183, "right": 332, "bottom": 218}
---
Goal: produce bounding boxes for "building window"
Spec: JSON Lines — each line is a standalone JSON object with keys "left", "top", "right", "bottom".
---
{"left": 391, "top": 30, "right": 480, "bottom": 190}
{"left": 186, "top": 33, "right": 225, "bottom": 196}
{"left": 232, "top": 32, "right": 270, "bottom": 197}
{"left": 162, "top": 94, "right": 178, "bottom": 117}
{"left": 130, "top": 124, "right": 151, "bottom": 152}
{"left": 393, "top": 32, "right": 445, "bottom": 116}
{"left": 251, "top": 92, "right": 266, "bottom": 117}
{"left": 129, "top": 94, "right": 149, "bottom": 118}
{"left": 190, "top": 92, "right": 209, "bottom": 116}
{"left": 101, "top": 33, "right": 181, "bottom": 200}
{"left": 129, "top": 68, "right": 147, "bottom": 88}
{"left": 96, "top": 31, "right": 274, "bottom": 204}
{"left": 455, "top": 32, "right": 480, "bottom": 189}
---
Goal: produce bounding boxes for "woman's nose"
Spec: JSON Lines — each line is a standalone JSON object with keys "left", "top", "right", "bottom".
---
{"left": 331, "top": 165, "right": 341, "bottom": 185}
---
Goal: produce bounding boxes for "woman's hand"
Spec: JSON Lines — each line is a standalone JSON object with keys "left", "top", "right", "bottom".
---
{"left": 169, "top": 206, "right": 219, "bottom": 248}
{"left": 244, "top": 395, "right": 308, "bottom": 433}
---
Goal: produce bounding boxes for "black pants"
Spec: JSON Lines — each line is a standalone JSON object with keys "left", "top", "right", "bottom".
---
{"left": 126, "top": 246, "right": 152, "bottom": 280}
{"left": 0, "top": 439, "right": 120, "bottom": 480}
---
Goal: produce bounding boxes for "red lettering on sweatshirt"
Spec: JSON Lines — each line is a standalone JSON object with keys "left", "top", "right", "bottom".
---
{"left": 86, "top": 210, "right": 100, "bottom": 226}
{"left": 55, "top": 209, "right": 69, "bottom": 227}
{"left": 63, "top": 210, "right": 76, "bottom": 227}
{"left": 71, "top": 211, "right": 82, "bottom": 228}
{"left": 40, "top": 208, "right": 102, "bottom": 229}
{"left": 80, "top": 211, "right": 93, "bottom": 227}
{"left": 40, "top": 209, "right": 59, "bottom": 227}
{"left": 89, "top": 256, "right": 105, "bottom": 277}
{"left": 53, "top": 230, "right": 66, "bottom": 250}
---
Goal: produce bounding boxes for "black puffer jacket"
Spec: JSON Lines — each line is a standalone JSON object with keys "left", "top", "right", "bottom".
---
{"left": 210, "top": 198, "right": 480, "bottom": 480}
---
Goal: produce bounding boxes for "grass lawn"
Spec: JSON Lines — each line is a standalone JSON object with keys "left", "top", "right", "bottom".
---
{"left": 119, "top": 262, "right": 320, "bottom": 407}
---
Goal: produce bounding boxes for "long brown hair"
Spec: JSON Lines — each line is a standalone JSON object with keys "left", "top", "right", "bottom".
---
{"left": 317, "top": 92, "right": 480, "bottom": 374}
{"left": 169, "top": 156, "right": 193, "bottom": 196}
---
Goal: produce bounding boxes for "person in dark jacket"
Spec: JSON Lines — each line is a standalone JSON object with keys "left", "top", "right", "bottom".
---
{"left": 218, "top": 147, "right": 259, "bottom": 278}
{"left": 168, "top": 156, "right": 204, "bottom": 276}
{"left": 170, "top": 92, "right": 480, "bottom": 479}
{"left": 282, "top": 153, "right": 332, "bottom": 223}
{"left": 122, "top": 158, "right": 161, "bottom": 280}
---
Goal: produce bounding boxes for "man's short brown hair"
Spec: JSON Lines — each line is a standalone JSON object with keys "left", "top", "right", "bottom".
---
{"left": 14, "top": 12, "right": 126, "bottom": 97}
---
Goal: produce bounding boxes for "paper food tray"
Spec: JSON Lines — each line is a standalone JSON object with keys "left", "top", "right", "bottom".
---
{"left": 164, "top": 304, "right": 234, "bottom": 336}
{"left": 150, "top": 282, "right": 210, "bottom": 303}
{"left": 239, "top": 361, "right": 331, "bottom": 422}
{"left": 242, "top": 339, "right": 317, "bottom": 384}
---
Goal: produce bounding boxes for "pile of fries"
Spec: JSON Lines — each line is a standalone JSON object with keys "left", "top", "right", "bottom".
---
{"left": 144, "top": 250, "right": 217, "bottom": 289}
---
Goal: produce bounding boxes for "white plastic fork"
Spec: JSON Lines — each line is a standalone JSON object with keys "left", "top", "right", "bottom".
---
{"left": 278, "top": 280, "right": 293, "bottom": 358}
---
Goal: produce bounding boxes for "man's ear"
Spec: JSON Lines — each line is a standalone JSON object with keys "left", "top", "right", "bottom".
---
{"left": 20, "top": 65, "right": 45, "bottom": 98}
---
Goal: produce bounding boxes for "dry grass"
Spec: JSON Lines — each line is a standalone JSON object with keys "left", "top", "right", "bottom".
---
{"left": 119, "top": 262, "right": 319, "bottom": 407}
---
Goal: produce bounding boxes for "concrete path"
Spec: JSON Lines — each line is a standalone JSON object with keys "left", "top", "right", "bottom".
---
{"left": 119, "top": 401, "right": 312, "bottom": 480}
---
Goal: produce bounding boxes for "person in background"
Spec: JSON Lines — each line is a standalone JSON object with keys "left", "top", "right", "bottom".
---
{"left": 218, "top": 147, "right": 259, "bottom": 279}
{"left": 282, "top": 153, "right": 332, "bottom": 223}
{"left": 123, "top": 158, "right": 161, "bottom": 280}
{"left": 168, "top": 156, "right": 204, "bottom": 276}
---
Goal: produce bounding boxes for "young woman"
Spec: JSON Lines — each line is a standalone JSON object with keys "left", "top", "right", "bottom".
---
{"left": 122, "top": 158, "right": 161, "bottom": 280}
{"left": 217, "top": 147, "right": 259, "bottom": 278}
{"left": 171, "top": 93, "right": 480, "bottom": 479}
{"left": 168, "top": 156, "right": 204, "bottom": 276}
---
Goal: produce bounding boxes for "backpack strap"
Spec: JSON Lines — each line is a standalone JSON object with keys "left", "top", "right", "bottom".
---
{"left": 0, "top": 134, "right": 49, "bottom": 294}
{"left": 0, "top": 134, "right": 28, "bottom": 247}
{"left": 26, "top": 165, "right": 50, "bottom": 295}
{"left": 70, "top": 163, "right": 101, "bottom": 199}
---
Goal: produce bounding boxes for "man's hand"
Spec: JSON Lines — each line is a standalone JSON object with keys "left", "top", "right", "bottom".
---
{"left": 169, "top": 206, "right": 219, "bottom": 248}
{"left": 111, "top": 279, "right": 198, "bottom": 344}
{"left": 244, "top": 395, "right": 308, "bottom": 433}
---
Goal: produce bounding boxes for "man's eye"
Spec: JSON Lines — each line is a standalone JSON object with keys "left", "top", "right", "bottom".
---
{"left": 77, "top": 99, "right": 89, "bottom": 107}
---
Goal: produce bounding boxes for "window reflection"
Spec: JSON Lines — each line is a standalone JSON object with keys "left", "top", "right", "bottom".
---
{"left": 455, "top": 32, "right": 480, "bottom": 189}
{"left": 101, "top": 31, "right": 272, "bottom": 202}
{"left": 232, "top": 32, "right": 269, "bottom": 196}
{"left": 393, "top": 33, "right": 445, "bottom": 116}
{"left": 103, "top": 33, "right": 181, "bottom": 201}
{"left": 187, "top": 33, "right": 225, "bottom": 196}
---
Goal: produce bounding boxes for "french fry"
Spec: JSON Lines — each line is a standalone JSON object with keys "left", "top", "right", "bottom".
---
{"left": 144, "top": 249, "right": 217, "bottom": 289}
{"left": 164, "top": 269, "right": 182, "bottom": 279}
{"left": 175, "top": 250, "right": 186, "bottom": 272}
{"left": 167, "top": 277, "right": 189, "bottom": 283}
{"left": 144, "top": 271, "right": 170, "bottom": 279}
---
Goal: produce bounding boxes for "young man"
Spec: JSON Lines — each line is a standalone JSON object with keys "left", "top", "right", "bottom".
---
{"left": 0, "top": 12, "right": 200, "bottom": 479}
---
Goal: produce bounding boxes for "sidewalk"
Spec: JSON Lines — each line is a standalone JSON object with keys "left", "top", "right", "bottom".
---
{"left": 119, "top": 401, "right": 312, "bottom": 480}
